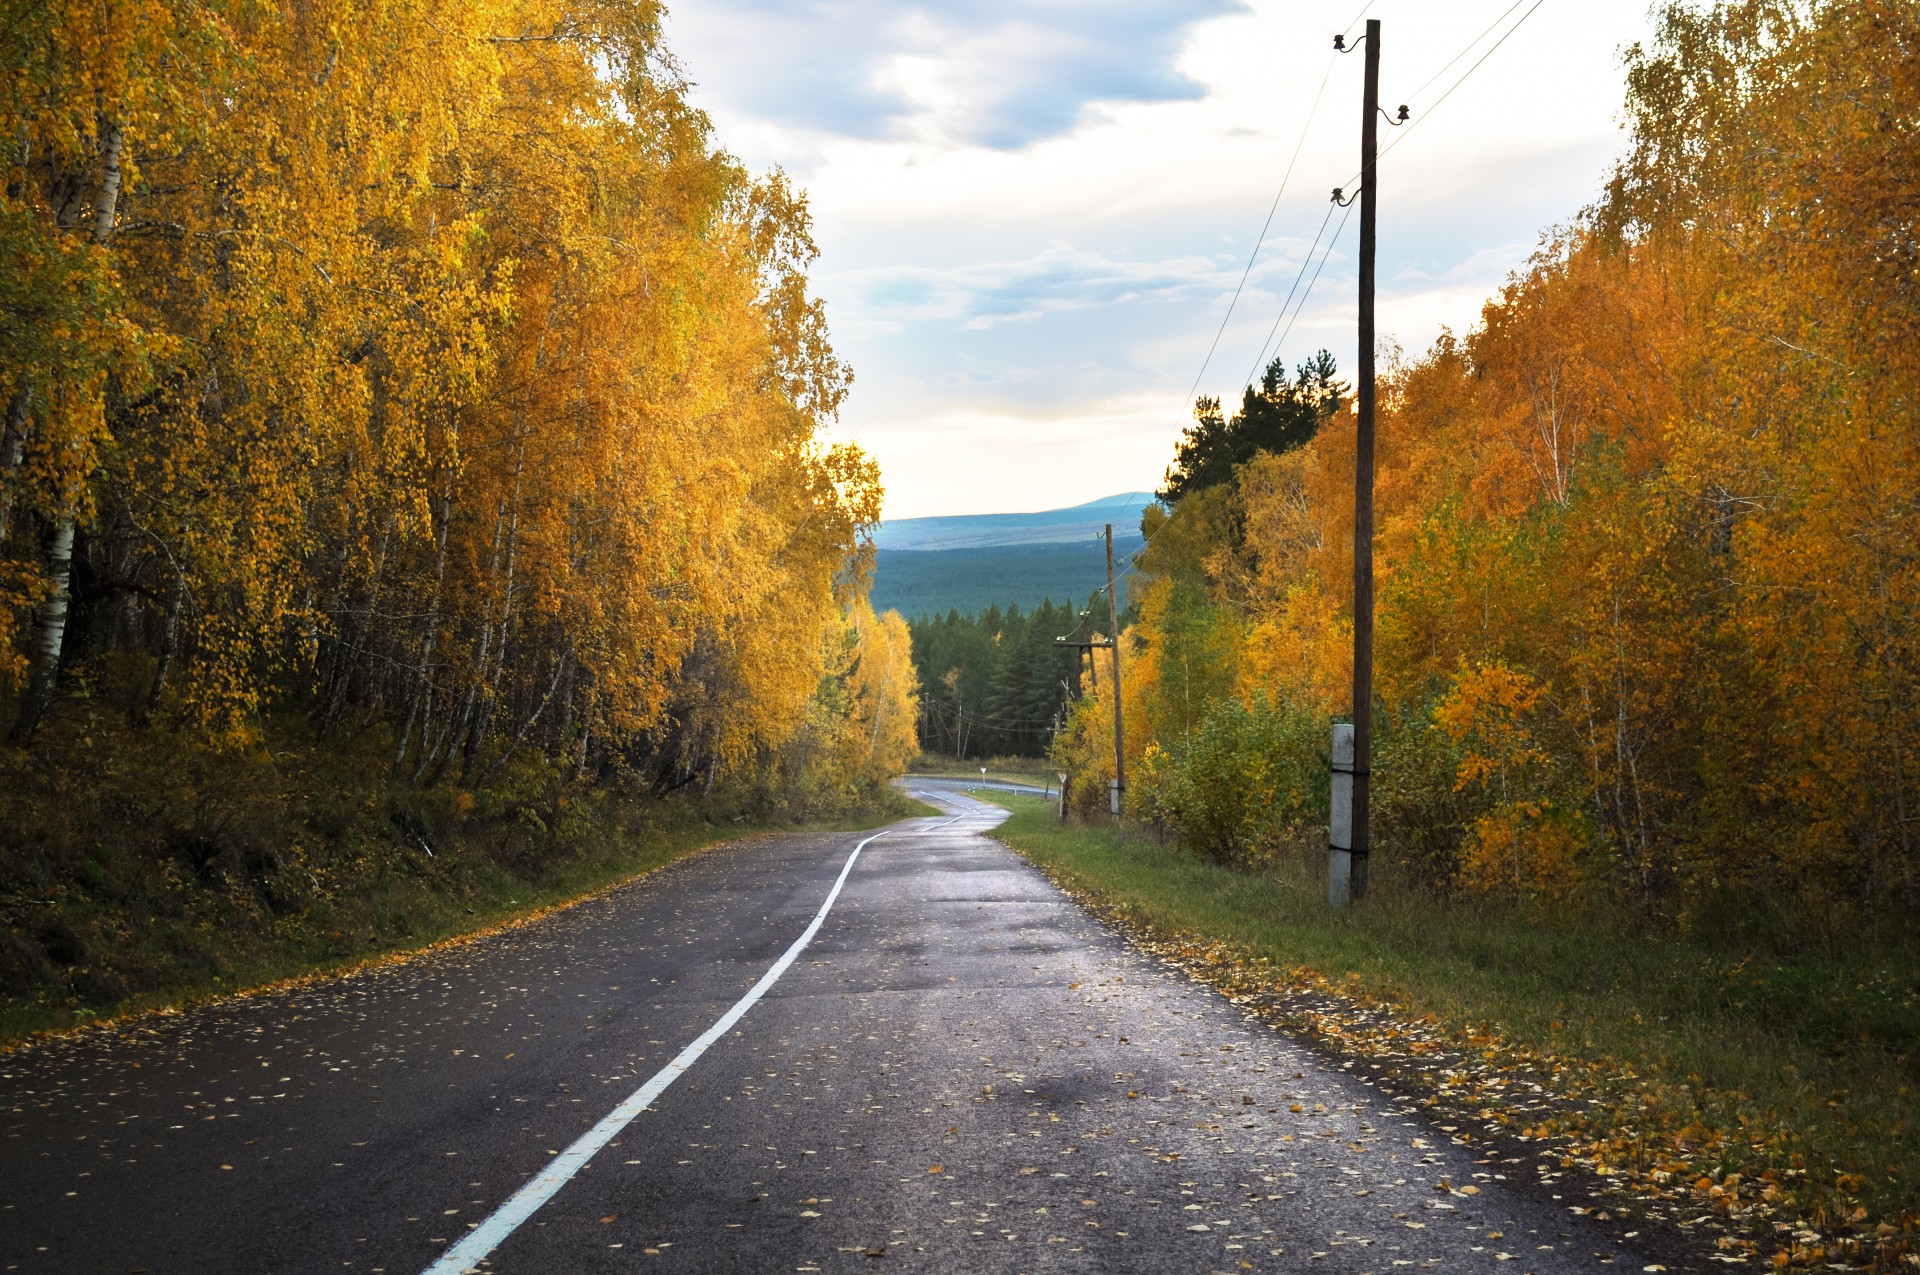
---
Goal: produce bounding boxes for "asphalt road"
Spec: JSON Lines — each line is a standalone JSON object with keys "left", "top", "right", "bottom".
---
{"left": 0, "top": 790, "right": 1659, "bottom": 1274}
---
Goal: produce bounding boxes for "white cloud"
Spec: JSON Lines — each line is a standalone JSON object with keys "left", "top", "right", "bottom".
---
{"left": 673, "top": 0, "right": 1242, "bottom": 149}
{"left": 667, "top": 0, "right": 1659, "bottom": 516}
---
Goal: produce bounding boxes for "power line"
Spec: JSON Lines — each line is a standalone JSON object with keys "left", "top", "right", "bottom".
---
{"left": 1101, "top": 205, "right": 1355, "bottom": 600}
{"left": 917, "top": 691, "right": 1064, "bottom": 734}
{"left": 1340, "top": 1, "right": 1378, "bottom": 43}
{"left": 1242, "top": 199, "right": 1355, "bottom": 390}
{"left": 1106, "top": 0, "right": 1556, "bottom": 606}
{"left": 1405, "top": 0, "right": 1528, "bottom": 101}
{"left": 1338, "top": 0, "right": 1552, "bottom": 190}
{"left": 1100, "top": 0, "right": 1377, "bottom": 552}
{"left": 1167, "top": 33, "right": 1345, "bottom": 463}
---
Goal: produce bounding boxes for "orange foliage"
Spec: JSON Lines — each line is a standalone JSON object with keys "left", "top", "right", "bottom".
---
{"left": 1098, "top": 0, "right": 1920, "bottom": 923}
{"left": 0, "top": 0, "right": 903, "bottom": 799}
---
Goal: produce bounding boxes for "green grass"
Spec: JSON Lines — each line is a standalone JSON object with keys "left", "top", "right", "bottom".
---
{"left": 985, "top": 795, "right": 1919, "bottom": 1238}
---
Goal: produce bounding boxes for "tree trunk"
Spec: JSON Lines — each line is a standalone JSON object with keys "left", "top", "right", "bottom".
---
{"left": 395, "top": 487, "right": 452, "bottom": 771}
{"left": 0, "top": 387, "right": 29, "bottom": 544}
{"left": 10, "top": 119, "right": 125, "bottom": 745}
{"left": 473, "top": 650, "right": 569, "bottom": 790}
{"left": 8, "top": 515, "right": 75, "bottom": 743}
{"left": 140, "top": 567, "right": 186, "bottom": 724}
{"left": 464, "top": 457, "right": 524, "bottom": 785}
{"left": 571, "top": 681, "right": 596, "bottom": 782}
{"left": 92, "top": 119, "right": 125, "bottom": 245}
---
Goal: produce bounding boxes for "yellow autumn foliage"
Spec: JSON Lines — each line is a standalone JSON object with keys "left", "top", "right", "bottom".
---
{"left": 0, "top": 0, "right": 911, "bottom": 799}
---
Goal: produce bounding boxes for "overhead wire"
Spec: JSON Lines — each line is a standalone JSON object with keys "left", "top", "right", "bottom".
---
{"left": 1337, "top": 0, "right": 1551, "bottom": 190}
{"left": 1404, "top": 0, "right": 1528, "bottom": 101}
{"left": 1046, "top": 1, "right": 1375, "bottom": 648}
{"left": 917, "top": 690, "right": 1068, "bottom": 736}
{"left": 1101, "top": 0, "right": 1554, "bottom": 605}
{"left": 1160, "top": 24, "right": 1346, "bottom": 483}
{"left": 1242, "top": 198, "right": 1354, "bottom": 390}
{"left": 1102, "top": 207, "right": 1355, "bottom": 600}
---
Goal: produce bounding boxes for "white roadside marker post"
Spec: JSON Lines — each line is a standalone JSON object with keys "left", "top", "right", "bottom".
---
{"left": 1329, "top": 722, "right": 1356, "bottom": 907}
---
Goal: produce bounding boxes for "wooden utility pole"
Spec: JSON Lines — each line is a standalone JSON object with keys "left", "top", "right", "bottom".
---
{"left": 1105, "top": 523, "right": 1126, "bottom": 817}
{"left": 1333, "top": 18, "right": 1381, "bottom": 905}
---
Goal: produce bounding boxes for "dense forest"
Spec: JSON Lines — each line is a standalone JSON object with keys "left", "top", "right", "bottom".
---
{"left": 1056, "top": 0, "right": 1919, "bottom": 936}
{"left": 910, "top": 600, "right": 1093, "bottom": 760}
{"left": 0, "top": 0, "right": 916, "bottom": 804}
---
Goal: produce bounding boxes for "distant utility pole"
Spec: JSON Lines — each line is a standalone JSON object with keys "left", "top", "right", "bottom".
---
{"left": 1105, "top": 523, "right": 1126, "bottom": 817}
{"left": 1054, "top": 525, "right": 1127, "bottom": 821}
{"left": 1330, "top": 17, "right": 1399, "bottom": 905}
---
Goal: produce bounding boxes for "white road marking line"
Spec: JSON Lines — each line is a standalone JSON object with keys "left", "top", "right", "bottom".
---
{"left": 420, "top": 828, "right": 890, "bottom": 1275}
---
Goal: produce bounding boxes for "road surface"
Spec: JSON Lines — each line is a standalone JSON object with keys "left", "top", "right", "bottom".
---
{"left": 1, "top": 790, "right": 1661, "bottom": 1273}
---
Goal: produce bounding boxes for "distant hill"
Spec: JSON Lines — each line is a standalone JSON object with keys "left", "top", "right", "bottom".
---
{"left": 871, "top": 492, "right": 1155, "bottom": 552}
{"left": 869, "top": 494, "right": 1153, "bottom": 619}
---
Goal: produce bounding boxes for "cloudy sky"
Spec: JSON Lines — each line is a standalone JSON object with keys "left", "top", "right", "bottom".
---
{"left": 663, "top": 0, "right": 1663, "bottom": 518}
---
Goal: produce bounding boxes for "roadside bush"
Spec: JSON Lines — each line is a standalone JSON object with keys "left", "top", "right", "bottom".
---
{"left": 1371, "top": 698, "right": 1477, "bottom": 895}
{"left": 1137, "top": 694, "right": 1325, "bottom": 869}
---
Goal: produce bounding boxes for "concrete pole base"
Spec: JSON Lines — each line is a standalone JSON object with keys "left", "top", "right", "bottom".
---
{"left": 1328, "top": 848, "right": 1353, "bottom": 907}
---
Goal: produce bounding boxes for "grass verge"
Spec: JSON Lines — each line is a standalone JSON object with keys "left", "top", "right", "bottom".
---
{"left": 985, "top": 794, "right": 1918, "bottom": 1272}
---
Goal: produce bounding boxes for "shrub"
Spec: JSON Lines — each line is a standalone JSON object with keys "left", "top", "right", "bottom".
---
{"left": 1137, "top": 694, "right": 1326, "bottom": 869}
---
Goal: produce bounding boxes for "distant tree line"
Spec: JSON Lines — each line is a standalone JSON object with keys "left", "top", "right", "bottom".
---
{"left": 910, "top": 599, "right": 1099, "bottom": 759}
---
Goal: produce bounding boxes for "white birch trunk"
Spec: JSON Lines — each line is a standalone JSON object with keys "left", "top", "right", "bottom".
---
{"left": 10, "top": 120, "right": 125, "bottom": 743}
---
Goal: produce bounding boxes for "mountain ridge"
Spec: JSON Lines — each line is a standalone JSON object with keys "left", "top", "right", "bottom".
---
{"left": 872, "top": 491, "right": 1156, "bottom": 552}
{"left": 868, "top": 492, "right": 1150, "bottom": 618}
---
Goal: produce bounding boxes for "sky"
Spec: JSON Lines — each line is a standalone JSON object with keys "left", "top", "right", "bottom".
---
{"left": 662, "top": 0, "right": 1665, "bottom": 519}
